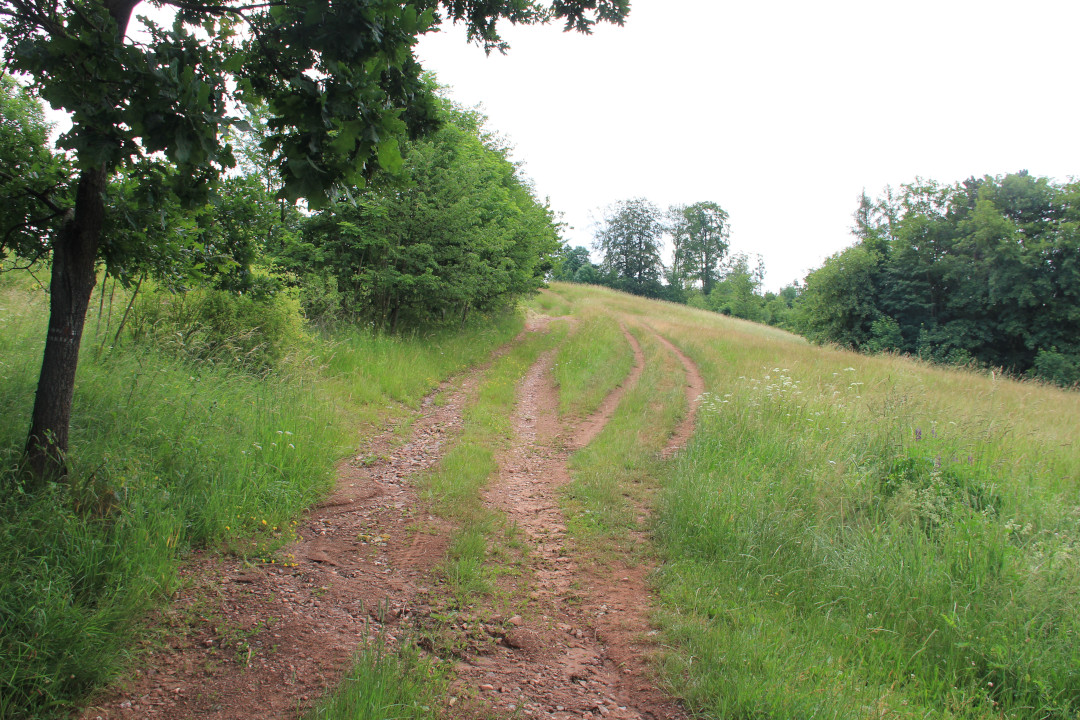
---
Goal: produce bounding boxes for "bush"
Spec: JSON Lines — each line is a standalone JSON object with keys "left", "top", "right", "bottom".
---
{"left": 127, "top": 284, "right": 305, "bottom": 372}
{"left": 1029, "top": 347, "right": 1080, "bottom": 388}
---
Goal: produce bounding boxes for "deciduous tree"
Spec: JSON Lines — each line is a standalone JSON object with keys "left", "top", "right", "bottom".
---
{"left": 594, "top": 197, "right": 665, "bottom": 297}
{"left": 670, "top": 201, "right": 729, "bottom": 294}
{"left": 0, "top": 0, "right": 628, "bottom": 479}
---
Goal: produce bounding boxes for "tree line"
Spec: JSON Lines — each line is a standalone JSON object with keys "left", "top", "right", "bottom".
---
{"left": 551, "top": 197, "right": 800, "bottom": 327}
{"left": 798, "top": 172, "right": 1080, "bottom": 386}
{"left": 555, "top": 173, "right": 1080, "bottom": 387}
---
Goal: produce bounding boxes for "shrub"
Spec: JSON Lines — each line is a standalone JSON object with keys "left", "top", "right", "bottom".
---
{"left": 127, "top": 284, "right": 305, "bottom": 372}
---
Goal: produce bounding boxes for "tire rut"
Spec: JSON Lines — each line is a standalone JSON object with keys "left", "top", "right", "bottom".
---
{"left": 81, "top": 349, "right": 512, "bottom": 720}
{"left": 453, "top": 321, "right": 689, "bottom": 720}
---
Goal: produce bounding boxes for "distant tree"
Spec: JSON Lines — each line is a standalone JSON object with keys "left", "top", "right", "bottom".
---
{"left": 670, "top": 201, "right": 730, "bottom": 294}
{"left": 1, "top": 0, "right": 629, "bottom": 479}
{"left": 708, "top": 252, "right": 766, "bottom": 321}
{"left": 594, "top": 197, "right": 665, "bottom": 297}
{"left": 763, "top": 281, "right": 801, "bottom": 329}
{"left": 796, "top": 243, "right": 883, "bottom": 347}
{"left": 552, "top": 245, "right": 592, "bottom": 281}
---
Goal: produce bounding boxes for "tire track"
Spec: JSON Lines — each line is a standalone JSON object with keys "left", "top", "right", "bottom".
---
{"left": 646, "top": 327, "right": 705, "bottom": 458}
{"left": 452, "top": 321, "right": 687, "bottom": 720}
{"left": 80, "top": 342, "right": 519, "bottom": 720}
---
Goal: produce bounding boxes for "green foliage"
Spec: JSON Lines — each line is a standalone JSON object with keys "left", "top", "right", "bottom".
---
{"left": 550, "top": 244, "right": 597, "bottom": 283}
{"left": 0, "top": 74, "right": 70, "bottom": 265}
{"left": 594, "top": 197, "right": 667, "bottom": 297}
{"left": 798, "top": 174, "right": 1080, "bottom": 385}
{"left": 706, "top": 252, "right": 766, "bottom": 321}
{"left": 669, "top": 201, "right": 730, "bottom": 294}
{"left": 281, "top": 96, "right": 560, "bottom": 330}
{"left": 125, "top": 284, "right": 305, "bottom": 372}
{"left": 1029, "top": 347, "right": 1080, "bottom": 388}
{"left": 797, "top": 242, "right": 883, "bottom": 347}
{"left": 1, "top": 0, "right": 628, "bottom": 477}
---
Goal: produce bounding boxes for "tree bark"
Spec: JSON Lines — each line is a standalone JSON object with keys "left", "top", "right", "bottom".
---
{"left": 24, "top": 168, "right": 107, "bottom": 481}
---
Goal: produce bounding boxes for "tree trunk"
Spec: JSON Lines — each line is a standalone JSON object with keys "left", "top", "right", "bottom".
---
{"left": 24, "top": 168, "right": 107, "bottom": 481}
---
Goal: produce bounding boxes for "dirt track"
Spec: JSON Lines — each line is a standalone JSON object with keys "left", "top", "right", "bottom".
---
{"left": 82, "top": 317, "right": 703, "bottom": 720}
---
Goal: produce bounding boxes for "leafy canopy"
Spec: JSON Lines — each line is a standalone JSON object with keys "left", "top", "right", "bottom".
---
{"left": 1, "top": 0, "right": 628, "bottom": 208}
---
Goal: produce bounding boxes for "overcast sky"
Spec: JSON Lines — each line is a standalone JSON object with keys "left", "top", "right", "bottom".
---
{"left": 416, "top": 0, "right": 1080, "bottom": 290}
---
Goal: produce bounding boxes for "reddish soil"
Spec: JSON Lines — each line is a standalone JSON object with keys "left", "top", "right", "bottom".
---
{"left": 80, "top": 367, "right": 487, "bottom": 720}
{"left": 450, "top": 324, "right": 703, "bottom": 720}
{"left": 79, "top": 318, "right": 706, "bottom": 720}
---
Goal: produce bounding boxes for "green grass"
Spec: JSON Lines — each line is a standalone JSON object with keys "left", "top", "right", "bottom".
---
{"left": 561, "top": 327, "right": 685, "bottom": 546}
{"left": 304, "top": 635, "right": 449, "bottom": 720}
{"left": 553, "top": 310, "right": 634, "bottom": 418}
{"left": 645, "top": 313, "right": 1080, "bottom": 718}
{"left": 0, "top": 275, "right": 522, "bottom": 718}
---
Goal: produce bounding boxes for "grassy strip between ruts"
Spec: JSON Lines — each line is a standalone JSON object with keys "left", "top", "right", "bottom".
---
{"left": 304, "top": 633, "right": 450, "bottom": 720}
{"left": 649, "top": 312, "right": 1080, "bottom": 719}
{"left": 551, "top": 307, "right": 634, "bottom": 419}
{"left": 0, "top": 274, "right": 523, "bottom": 719}
{"left": 560, "top": 325, "right": 686, "bottom": 554}
{"left": 416, "top": 318, "right": 568, "bottom": 605}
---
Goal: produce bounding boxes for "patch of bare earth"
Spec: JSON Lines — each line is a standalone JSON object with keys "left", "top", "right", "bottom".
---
{"left": 450, "top": 324, "right": 703, "bottom": 720}
{"left": 80, "top": 364, "right": 494, "bottom": 720}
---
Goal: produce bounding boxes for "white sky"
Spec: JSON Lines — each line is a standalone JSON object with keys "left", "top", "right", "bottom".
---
{"left": 416, "top": 0, "right": 1080, "bottom": 290}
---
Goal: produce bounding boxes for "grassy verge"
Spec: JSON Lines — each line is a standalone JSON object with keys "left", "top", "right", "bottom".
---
{"left": 650, "top": 314, "right": 1080, "bottom": 718}
{"left": 0, "top": 275, "right": 522, "bottom": 718}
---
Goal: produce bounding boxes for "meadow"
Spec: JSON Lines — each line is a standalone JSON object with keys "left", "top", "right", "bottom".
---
{"left": 547, "top": 282, "right": 1080, "bottom": 718}
{"left": 3, "top": 273, "right": 1077, "bottom": 719}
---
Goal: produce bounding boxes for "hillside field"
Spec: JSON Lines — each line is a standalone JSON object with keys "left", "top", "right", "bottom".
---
{"left": 1, "top": 278, "right": 1078, "bottom": 719}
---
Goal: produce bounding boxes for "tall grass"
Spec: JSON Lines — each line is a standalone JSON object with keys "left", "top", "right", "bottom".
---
{"left": 552, "top": 310, "right": 634, "bottom": 418}
{"left": 0, "top": 276, "right": 522, "bottom": 718}
{"left": 646, "top": 312, "right": 1080, "bottom": 718}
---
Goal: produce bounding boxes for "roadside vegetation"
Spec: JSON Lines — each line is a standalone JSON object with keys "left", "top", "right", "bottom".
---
{"left": 0, "top": 272, "right": 521, "bottom": 717}
{"left": 526, "top": 284, "right": 1079, "bottom": 718}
